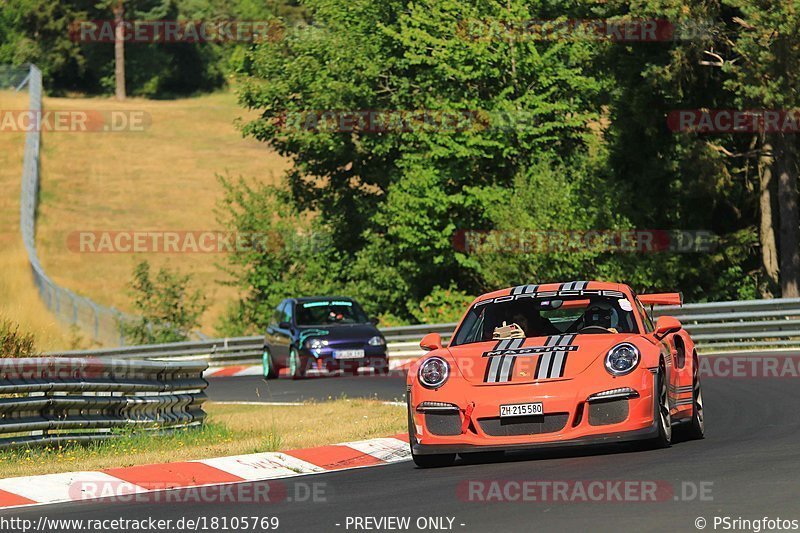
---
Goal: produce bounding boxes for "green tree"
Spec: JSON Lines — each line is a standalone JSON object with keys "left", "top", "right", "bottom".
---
{"left": 121, "top": 261, "right": 207, "bottom": 344}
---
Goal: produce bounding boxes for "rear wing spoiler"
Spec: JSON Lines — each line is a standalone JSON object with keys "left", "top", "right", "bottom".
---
{"left": 638, "top": 293, "right": 683, "bottom": 307}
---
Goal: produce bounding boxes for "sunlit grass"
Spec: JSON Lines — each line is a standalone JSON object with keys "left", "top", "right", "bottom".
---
{"left": 0, "top": 399, "right": 406, "bottom": 478}
{"left": 0, "top": 89, "right": 291, "bottom": 347}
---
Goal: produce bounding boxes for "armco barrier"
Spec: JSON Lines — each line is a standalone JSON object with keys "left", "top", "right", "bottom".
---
{"left": 44, "top": 297, "right": 800, "bottom": 365}
{"left": 13, "top": 64, "right": 139, "bottom": 345}
{"left": 0, "top": 358, "right": 208, "bottom": 448}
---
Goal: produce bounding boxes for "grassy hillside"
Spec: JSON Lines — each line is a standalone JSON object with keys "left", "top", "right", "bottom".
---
{"left": 0, "top": 90, "right": 75, "bottom": 350}
{"left": 1, "top": 90, "right": 290, "bottom": 346}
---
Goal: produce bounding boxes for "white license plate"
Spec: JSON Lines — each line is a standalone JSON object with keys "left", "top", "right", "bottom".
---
{"left": 334, "top": 349, "right": 365, "bottom": 360}
{"left": 500, "top": 402, "right": 543, "bottom": 418}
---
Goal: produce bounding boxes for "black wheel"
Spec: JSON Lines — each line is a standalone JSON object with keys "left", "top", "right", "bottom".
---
{"left": 261, "top": 346, "right": 279, "bottom": 380}
{"left": 683, "top": 356, "right": 705, "bottom": 440}
{"left": 407, "top": 396, "right": 456, "bottom": 468}
{"left": 289, "top": 348, "right": 309, "bottom": 380}
{"left": 651, "top": 360, "right": 672, "bottom": 448}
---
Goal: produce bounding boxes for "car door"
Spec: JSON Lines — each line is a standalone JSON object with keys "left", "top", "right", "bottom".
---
{"left": 266, "top": 300, "right": 292, "bottom": 364}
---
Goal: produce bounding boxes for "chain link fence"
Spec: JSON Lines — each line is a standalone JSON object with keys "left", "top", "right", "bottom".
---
{"left": 12, "top": 64, "right": 130, "bottom": 346}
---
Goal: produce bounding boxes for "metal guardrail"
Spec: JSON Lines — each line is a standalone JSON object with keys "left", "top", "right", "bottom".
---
{"left": 0, "top": 358, "right": 208, "bottom": 448}
{"left": 13, "top": 64, "right": 133, "bottom": 345}
{"left": 44, "top": 297, "right": 800, "bottom": 364}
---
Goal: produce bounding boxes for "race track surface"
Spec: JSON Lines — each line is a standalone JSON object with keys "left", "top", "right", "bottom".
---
{"left": 4, "top": 373, "right": 799, "bottom": 532}
{"left": 206, "top": 374, "right": 408, "bottom": 403}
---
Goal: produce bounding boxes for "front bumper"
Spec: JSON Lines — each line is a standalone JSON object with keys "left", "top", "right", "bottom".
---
{"left": 409, "top": 366, "right": 659, "bottom": 454}
{"left": 412, "top": 423, "right": 659, "bottom": 455}
{"left": 301, "top": 347, "right": 387, "bottom": 366}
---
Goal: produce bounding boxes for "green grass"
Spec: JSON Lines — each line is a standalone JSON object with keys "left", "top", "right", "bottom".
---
{"left": 0, "top": 399, "right": 406, "bottom": 478}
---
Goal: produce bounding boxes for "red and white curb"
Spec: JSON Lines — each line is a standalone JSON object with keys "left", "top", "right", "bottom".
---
{"left": 203, "top": 358, "right": 417, "bottom": 379}
{"left": 0, "top": 434, "right": 410, "bottom": 509}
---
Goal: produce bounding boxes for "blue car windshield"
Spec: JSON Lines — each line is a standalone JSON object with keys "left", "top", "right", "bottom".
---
{"left": 296, "top": 300, "right": 369, "bottom": 326}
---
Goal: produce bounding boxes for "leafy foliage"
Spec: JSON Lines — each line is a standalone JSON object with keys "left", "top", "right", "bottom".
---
{"left": 0, "top": 318, "right": 38, "bottom": 358}
{"left": 121, "top": 261, "right": 207, "bottom": 344}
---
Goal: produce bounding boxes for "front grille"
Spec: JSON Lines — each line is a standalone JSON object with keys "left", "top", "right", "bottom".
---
{"left": 329, "top": 342, "right": 365, "bottom": 350}
{"left": 478, "top": 413, "right": 569, "bottom": 437}
{"left": 588, "top": 399, "right": 629, "bottom": 426}
{"left": 425, "top": 412, "right": 462, "bottom": 436}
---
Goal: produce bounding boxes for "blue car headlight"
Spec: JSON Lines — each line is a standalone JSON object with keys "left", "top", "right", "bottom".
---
{"left": 368, "top": 335, "right": 386, "bottom": 346}
{"left": 605, "top": 343, "right": 640, "bottom": 376}
{"left": 304, "top": 338, "right": 328, "bottom": 350}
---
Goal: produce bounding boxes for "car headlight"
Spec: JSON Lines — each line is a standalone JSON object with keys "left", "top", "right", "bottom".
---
{"left": 304, "top": 338, "right": 328, "bottom": 350}
{"left": 368, "top": 335, "right": 386, "bottom": 346}
{"left": 418, "top": 356, "right": 449, "bottom": 389}
{"left": 605, "top": 343, "right": 640, "bottom": 376}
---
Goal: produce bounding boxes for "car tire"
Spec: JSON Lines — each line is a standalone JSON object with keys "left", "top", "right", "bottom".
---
{"left": 262, "top": 345, "right": 279, "bottom": 380}
{"left": 651, "top": 360, "right": 672, "bottom": 448}
{"left": 289, "top": 348, "right": 309, "bottom": 380}
{"left": 683, "top": 356, "right": 705, "bottom": 440}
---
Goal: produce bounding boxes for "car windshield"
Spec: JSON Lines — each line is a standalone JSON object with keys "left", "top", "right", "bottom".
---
{"left": 296, "top": 300, "right": 369, "bottom": 326}
{"left": 451, "top": 294, "right": 639, "bottom": 346}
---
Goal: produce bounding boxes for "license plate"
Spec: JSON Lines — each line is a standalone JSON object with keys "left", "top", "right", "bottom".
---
{"left": 500, "top": 402, "right": 543, "bottom": 418}
{"left": 334, "top": 349, "right": 365, "bottom": 360}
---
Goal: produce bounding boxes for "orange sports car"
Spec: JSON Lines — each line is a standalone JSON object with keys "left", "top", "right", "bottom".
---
{"left": 406, "top": 281, "right": 704, "bottom": 468}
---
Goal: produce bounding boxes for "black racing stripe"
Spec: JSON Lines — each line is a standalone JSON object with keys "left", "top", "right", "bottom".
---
{"left": 534, "top": 351, "right": 544, "bottom": 377}
{"left": 495, "top": 355, "right": 506, "bottom": 382}
{"left": 506, "top": 356, "right": 517, "bottom": 380}
{"left": 523, "top": 284, "right": 539, "bottom": 294}
{"left": 546, "top": 353, "right": 557, "bottom": 377}
{"left": 483, "top": 357, "right": 496, "bottom": 382}
{"left": 511, "top": 285, "right": 523, "bottom": 295}
{"left": 557, "top": 351, "right": 568, "bottom": 377}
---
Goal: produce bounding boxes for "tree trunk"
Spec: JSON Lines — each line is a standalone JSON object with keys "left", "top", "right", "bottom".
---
{"left": 759, "top": 140, "right": 780, "bottom": 298}
{"left": 774, "top": 133, "right": 800, "bottom": 297}
{"left": 113, "top": 1, "right": 126, "bottom": 101}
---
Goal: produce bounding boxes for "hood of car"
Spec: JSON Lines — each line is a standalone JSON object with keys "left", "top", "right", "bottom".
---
{"left": 296, "top": 323, "right": 380, "bottom": 344}
{"left": 447, "top": 333, "right": 641, "bottom": 384}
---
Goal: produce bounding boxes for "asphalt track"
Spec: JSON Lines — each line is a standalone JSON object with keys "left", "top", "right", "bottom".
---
{"left": 4, "top": 369, "right": 800, "bottom": 532}
{"left": 205, "top": 374, "right": 408, "bottom": 403}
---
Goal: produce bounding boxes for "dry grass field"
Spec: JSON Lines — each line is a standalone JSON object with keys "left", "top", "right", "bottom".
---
{"left": 1, "top": 89, "right": 290, "bottom": 346}
{"left": 0, "top": 90, "right": 74, "bottom": 350}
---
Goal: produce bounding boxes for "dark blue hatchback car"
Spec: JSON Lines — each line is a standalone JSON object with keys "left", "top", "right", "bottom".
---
{"left": 262, "top": 297, "right": 388, "bottom": 379}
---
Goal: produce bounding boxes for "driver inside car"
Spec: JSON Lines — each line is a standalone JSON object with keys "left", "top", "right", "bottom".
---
{"left": 492, "top": 301, "right": 560, "bottom": 339}
{"left": 579, "top": 301, "right": 619, "bottom": 333}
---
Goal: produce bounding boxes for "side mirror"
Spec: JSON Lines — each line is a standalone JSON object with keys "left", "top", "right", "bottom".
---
{"left": 369, "top": 317, "right": 379, "bottom": 326}
{"left": 278, "top": 321, "right": 291, "bottom": 330}
{"left": 420, "top": 332, "right": 443, "bottom": 351}
{"left": 654, "top": 316, "right": 682, "bottom": 339}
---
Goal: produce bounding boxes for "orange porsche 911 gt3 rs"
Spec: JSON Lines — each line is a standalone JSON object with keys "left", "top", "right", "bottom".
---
{"left": 406, "top": 281, "right": 705, "bottom": 468}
